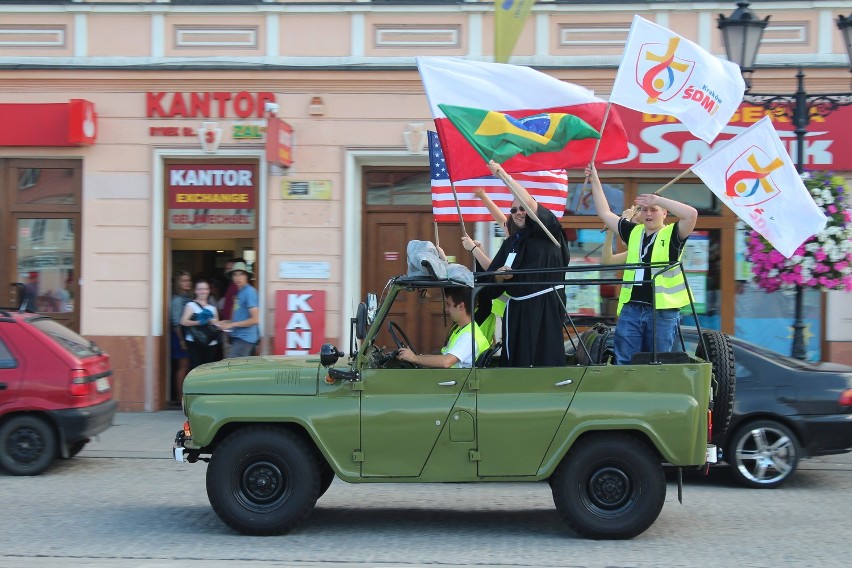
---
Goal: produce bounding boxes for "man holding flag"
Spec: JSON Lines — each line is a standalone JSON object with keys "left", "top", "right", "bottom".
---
{"left": 587, "top": 164, "right": 697, "bottom": 365}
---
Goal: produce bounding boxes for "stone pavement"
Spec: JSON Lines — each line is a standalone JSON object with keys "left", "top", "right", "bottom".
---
{"left": 80, "top": 409, "right": 188, "bottom": 459}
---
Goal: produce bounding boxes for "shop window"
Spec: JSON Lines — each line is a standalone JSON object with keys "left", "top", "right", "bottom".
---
{"left": 1, "top": 159, "right": 81, "bottom": 330}
{"left": 565, "top": 180, "right": 626, "bottom": 217}
{"left": 733, "top": 222, "right": 821, "bottom": 360}
{"left": 366, "top": 170, "right": 432, "bottom": 206}
{"left": 15, "top": 167, "right": 77, "bottom": 206}
{"left": 16, "top": 218, "right": 76, "bottom": 313}
{"left": 637, "top": 182, "right": 719, "bottom": 214}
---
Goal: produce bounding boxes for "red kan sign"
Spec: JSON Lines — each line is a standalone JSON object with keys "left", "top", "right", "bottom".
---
{"left": 609, "top": 104, "right": 852, "bottom": 170}
{"left": 275, "top": 291, "right": 326, "bottom": 355}
{"left": 0, "top": 99, "right": 96, "bottom": 146}
{"left": 266, "top": 117, "right": 294, "bottom": 168}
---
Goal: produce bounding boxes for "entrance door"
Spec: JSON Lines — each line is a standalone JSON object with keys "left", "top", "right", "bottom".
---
{"left": 166, "top": 239, "right": 257, "bottom": 404}
{"left": 362, "top": 169, "right": 470, "bottom": 355}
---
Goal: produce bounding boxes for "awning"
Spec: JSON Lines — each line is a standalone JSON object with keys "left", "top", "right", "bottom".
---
{"left": 0, "top": 99, "right": 97, "bottom": 146}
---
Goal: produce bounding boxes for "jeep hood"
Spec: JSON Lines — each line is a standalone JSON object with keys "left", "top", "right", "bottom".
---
{"left": 182, "top": 355, "right": 321, "bottom": 396}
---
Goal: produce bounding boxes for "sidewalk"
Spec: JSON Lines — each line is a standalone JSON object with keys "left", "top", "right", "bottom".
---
{"left": 80, "top": 410, "right": 187, "bottom": 459}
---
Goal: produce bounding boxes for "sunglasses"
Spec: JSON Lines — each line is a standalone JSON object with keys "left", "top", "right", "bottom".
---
{"left": 510, "top": 206, "right": 526, "bottom": 214}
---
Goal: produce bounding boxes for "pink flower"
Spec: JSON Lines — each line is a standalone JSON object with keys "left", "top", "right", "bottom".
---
{"left": 814, "top": 250, "right": 827, "bottom": 261}
{"left": 827, "top": 205, "right": 837, "bottom": 214}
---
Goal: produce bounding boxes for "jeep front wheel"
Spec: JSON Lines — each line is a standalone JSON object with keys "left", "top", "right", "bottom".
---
{"left": 551, "top": 434, "right": 665, "bottom": 539}
{"left": 206, "top": 426, "right": 320, "bottom": 535}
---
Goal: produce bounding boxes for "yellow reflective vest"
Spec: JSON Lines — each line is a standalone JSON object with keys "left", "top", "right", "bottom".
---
{"left": 617, "top": 223, "right": 691, "bottom": 315}
{"left": 442, "top": 321, "right": 489, "bottom": 368}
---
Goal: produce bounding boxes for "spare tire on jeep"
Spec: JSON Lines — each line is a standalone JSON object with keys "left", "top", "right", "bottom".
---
{"left": 695, "top": 329, "right": 736, "bottom": 446}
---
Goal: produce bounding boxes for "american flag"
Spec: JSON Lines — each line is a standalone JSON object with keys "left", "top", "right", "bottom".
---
{"left": 428, "top": 131, "right": 568, "bottom": 223}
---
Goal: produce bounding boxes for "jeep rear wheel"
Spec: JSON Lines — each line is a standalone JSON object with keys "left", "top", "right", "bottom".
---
{"left": 695, "top": 329, "right": 736, "bottom": 445}
{"left": 551, "top": 434, "right": 665, "bottom": 539}
{"left": 206, "top": 426, "right": 320, "bottom": 535}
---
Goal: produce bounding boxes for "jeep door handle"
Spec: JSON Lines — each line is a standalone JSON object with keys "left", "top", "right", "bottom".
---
{"left": 438, "top": 381, "right": 457, "bottom": 386}
{"left": 554, "top": 379, "right": 573, "bottom": 386}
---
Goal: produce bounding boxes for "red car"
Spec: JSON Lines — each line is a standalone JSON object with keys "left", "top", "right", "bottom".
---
{"left": 0, "top": 304, "right": 117, "bottom": 475}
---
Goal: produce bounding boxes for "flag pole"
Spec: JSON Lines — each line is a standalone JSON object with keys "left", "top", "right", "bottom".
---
{"left": 652, "top": 166, "right": 692, "bottom": 194}
{"left": 433, "top": 221, "right": 440, "bottom": 248}
{"left": 588, "top": 101, "right": 613, "bottom": 167}
{"left": 493, "top": 168, "right": 560, "bottom": 247}
{"left": 578, "top": 101, "right": 613, "bottom": 196}
{"left": 449, "top": 182, "right": 469, "bottom": 238}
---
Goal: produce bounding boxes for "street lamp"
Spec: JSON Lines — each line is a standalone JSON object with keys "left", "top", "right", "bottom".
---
{"left": 839, "top": 14, "right": 852, "bottom": 77}
{"left": 718, "top": 1, "right": 852, "bottom": 360}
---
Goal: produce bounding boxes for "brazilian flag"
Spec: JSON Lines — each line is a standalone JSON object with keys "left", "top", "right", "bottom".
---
{"left": 438, "top": 103, "right": 601, "bottom": 164}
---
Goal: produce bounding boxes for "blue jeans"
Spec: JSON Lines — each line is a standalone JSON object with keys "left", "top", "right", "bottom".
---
{"left": 614, "top": 303, "right": 681, "bottom": 365}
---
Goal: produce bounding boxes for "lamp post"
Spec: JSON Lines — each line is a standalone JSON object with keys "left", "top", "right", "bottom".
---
{"left": 718, "top": 2, "right": 852, "bottom": 360}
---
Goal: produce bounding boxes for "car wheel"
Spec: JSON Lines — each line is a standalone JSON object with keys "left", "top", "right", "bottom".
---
{"left": 550, "top": 434, "right": 666, "bottom": 539}
{"left": 206, "top": 426, "right": 320, "bottom": 535}
{"left": 727, "top": 420, "right": 800, "bottom": 488}
{"left": 696, "top": 329, "right": 736, "bottom": 446}
{"left": 0, "top": 415, "right": 57, "bottom": 476}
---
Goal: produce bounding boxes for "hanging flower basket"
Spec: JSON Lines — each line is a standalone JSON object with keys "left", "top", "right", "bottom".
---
{"left": 746, "top": 171, "right": 852, "bottom": 293}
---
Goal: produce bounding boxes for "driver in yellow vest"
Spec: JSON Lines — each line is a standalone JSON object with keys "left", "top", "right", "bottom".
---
{"left": 586, "top": 165, "right": 698, "bottom": 365}
{"left": 397, "top": 287, "right": 488, "bottom": 368}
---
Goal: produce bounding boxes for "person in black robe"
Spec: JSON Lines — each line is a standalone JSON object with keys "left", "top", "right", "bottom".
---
{"left": 479, "top": 161, "right": 570, "bottom": 367}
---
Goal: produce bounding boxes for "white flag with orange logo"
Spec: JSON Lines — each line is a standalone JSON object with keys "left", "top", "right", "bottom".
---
{"left": 692, "top": 116, "right": 827, "bottom": 257}
{"left": 610, "top": 15, "right": 745, "bottom": 143}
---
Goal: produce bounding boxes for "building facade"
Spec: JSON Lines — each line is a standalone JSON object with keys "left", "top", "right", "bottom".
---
{"left": 0, "top": 0, "right": 850, "bottom": 410}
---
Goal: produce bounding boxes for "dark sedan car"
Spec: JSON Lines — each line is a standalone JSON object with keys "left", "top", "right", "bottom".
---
{"left": 681, "top": 328, "right": 852, "bottom": 488}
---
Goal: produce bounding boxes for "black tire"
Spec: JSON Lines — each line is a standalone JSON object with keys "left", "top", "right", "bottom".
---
{"left": 0, "top": 415, "right": 57, "bottom": 476}
{"left": 66, "top": 440, "right": 88, "bottom": 458}
{"left": 206, "top": 426, "right": 320, "bottom": 535}
{"left": 318, "top": 462, "right": 335, "bottom": 499}
{"left": 727, "top": 420, "right": 800, "bottom": 488}
{"left": 696, "top": 329, "right": 736, "bottom": 446}
{"left": 551, "top": 434, "right": 666, "bottom": 539}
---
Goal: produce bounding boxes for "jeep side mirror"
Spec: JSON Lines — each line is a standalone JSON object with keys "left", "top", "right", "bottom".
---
{"left": 365, "top": 293, "right": 377, "bottom": 325}
{"left": 355, "top": 302, "right": 368, "bottom": 340}
{"left": 319, "top": 343, "right": 344, "bottom": 367}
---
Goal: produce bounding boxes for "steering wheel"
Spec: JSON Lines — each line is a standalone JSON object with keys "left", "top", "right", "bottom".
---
{"left": 388, "top": 321, "right": 417, "bottom": 354}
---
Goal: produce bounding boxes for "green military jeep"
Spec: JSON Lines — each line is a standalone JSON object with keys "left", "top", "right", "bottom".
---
{"left": 174, "top": 265, "right": 734, "bottom": 540}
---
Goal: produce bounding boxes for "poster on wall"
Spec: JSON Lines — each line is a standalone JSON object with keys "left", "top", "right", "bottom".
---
{"left": 683, "top": 271, "right": 707, "bottom": 314}
{"left": 735, "top": 223, "right": 752, "bottom": 281}
{"left": 682, "top": 231, "right": 710, "bottom": 272}
{"left": 166, "top": 163, "right": 257, "bottom": 230}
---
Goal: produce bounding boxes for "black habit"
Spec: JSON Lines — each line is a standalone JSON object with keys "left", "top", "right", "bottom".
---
{"left": 482, "top": 206, "right": 570, "bottom": 367}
